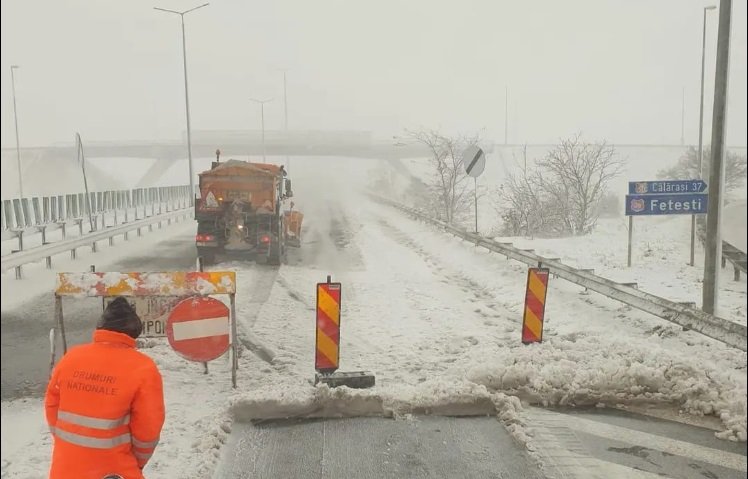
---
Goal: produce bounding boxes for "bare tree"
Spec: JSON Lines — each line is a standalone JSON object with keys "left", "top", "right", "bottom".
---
{"left": 406, "top": 129, "right": 480, "bottom": 224}
{"left": 537, "top": 134, "right": 622, "bottom": 235}
{"left": 496, "top": 162, "right": 546, "bottom": 237}
{"left": 496, "top": 135, "right": 622, "bottom": 237}
{"left": 658, "top": 146, "right": 747, "bottom": 192}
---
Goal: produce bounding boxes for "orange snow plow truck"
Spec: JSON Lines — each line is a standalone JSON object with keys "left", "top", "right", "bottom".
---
{"left": 194, "top": 159, "right": 303, "bottom": 265}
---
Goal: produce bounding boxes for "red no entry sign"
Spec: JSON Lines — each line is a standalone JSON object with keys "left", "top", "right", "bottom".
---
{"left": 166, "top": 296, "right": 230, "bottom": 362}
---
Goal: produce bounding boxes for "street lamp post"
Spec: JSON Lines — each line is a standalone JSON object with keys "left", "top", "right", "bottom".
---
{"left": 702, "top": 0, "right": 732, "bottom": 315}
{"left": 698, "top": 6, "right": 717, "bottom": 178}
{"left": 690, "top": 5, "right": 717, "bottom": 267}
{"left": 250, "top": 98, "right": 273, "bottom": 163}
{"left": 282, "top": 71, "right": 290, "bottom": 172}
{"left": 10, "top": 65, "right": 23, "bottom": 199}
{"left": 154, "top": 3, "right": 209, "bottom": 206}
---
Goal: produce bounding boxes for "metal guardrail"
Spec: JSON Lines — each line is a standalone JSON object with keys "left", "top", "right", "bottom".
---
{"left": 373, "top": 195, "right": 747, "bottom": 352}
{"left": 1, "top": 208, "right": 192, "bottom": 278}
{"left": 722, "top": 241, "right": 747, "bottom": 281}
{"left": 1, "top": 185, "right": 192, "bottom": 241}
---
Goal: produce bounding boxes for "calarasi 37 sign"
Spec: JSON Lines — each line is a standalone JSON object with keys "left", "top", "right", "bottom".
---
{"left": 628, "top": 180, "right": 707, "bottom": 195}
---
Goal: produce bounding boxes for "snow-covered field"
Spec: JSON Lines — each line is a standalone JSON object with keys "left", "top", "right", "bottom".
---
{"left": 2, "top": 155, "right": 746, "bottom": 478}
{"left": 493, "top": 213, "right": 747, "bottom": 324}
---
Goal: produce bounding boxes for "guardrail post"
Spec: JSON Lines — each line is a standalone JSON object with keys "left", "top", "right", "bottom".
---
{"left": 15, "top": 265, "right": 22, "bottom": 279}
{"left": 77, "top": 219, "right": 84, "bottom": 236}
{"left": 109, "top": 236, "right": 115, "bottom": 246}
{"left": 92, "top": 240, "right": 98, "bottom": 253}
{"left": 137, "top": 227, "right": 142, "bottom": 237}
{"left": 39, "top": 226, "right": 52, "bottom": 269}
{"left": 60, "top": 222, "right": 67, "bottom": 240}
{"left": 196, "top": 256, "right": 210, "bottom": 374}
{"left": 734, "top": 266, "right": 741, "bottom": 282}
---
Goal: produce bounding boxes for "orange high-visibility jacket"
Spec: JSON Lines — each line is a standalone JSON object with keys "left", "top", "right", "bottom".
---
{"left": 45, "top": 330, "right": 165, "bottom": 479}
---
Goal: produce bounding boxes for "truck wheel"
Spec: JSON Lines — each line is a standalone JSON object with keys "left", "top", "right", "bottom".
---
{"left": 267, "top": 243, "right": 282, "bottom": 266}
{"left": 200, "top": 252, "right": 216, "bottom": 266}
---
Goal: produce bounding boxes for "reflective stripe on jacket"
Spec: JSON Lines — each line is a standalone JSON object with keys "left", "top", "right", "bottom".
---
{"left": 45, "top": 330, "right": 165, "bottom": 479}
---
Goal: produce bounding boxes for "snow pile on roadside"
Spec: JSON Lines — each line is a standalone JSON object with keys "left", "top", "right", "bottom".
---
{"left": 466, "top": 335, "right": 747, "bottom": 442}
{"left": 365, "top": 201, "right": 747, "bottom": 441}
{"left": 229, "top": 380, "right": 530, "bottom": 445}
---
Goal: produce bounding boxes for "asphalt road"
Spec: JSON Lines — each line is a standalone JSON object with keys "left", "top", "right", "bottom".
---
{"left": 0, "top": 236, "right": 197, "bottom": 400}
{"left": 210, "top": 408, "right": 747, "bottom": 479}
{"left": 527, "top": 406, "right": 747, "bottom": 479}
{"left": 212, "top": 416, "right": 545, "bottom": 479}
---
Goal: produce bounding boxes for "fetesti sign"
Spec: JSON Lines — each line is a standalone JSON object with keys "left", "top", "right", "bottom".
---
{"left": 626, "top": 193, "right": 708, "bottom": 216}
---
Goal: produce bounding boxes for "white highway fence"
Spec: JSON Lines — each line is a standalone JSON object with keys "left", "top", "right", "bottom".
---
{"left": 1, "top": 186, "right": 193, "bottom": 278}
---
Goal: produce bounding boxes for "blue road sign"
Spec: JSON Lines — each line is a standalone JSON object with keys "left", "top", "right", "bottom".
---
{"left": 625, "top": 193, "right": 708, "bottom": 216}
{"left": 628, "top": 180, "right": 707, "bottom": 195}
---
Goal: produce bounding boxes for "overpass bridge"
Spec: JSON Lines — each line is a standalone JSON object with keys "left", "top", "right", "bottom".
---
{"left": 2, "top": 131, "right": 745, "bottom": 195}
{"left": 0, "top": 130, "right": 431, "bottom": 163}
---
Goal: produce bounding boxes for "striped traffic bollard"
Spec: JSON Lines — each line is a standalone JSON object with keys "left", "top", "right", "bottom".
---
{"left": 313, "top": 275, "right": 375, "bottom": 389}
{"left": 315, "top": 277, "right": 341, "bottom": 373}
{"left": 522, "top": 268, "right": 550, "bottom": 344}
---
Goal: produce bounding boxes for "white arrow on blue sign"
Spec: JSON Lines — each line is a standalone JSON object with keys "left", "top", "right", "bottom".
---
{"left": 625, "top": 193, "right": 708, "bottom": 216}
{"left": 628, "top": 180, "right": 707, "bottom": 195}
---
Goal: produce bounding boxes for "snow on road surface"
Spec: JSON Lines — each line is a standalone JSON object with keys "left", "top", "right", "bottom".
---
{"left": 2, "top": 156, "right": 746, "bottom": 479}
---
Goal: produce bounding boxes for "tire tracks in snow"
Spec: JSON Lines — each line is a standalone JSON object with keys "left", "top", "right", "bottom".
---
{"left": 336, "top": 210, "right": 523, "bottom": 384}
{"left": 374, "top": 217, "right": 520, "bottom": 336}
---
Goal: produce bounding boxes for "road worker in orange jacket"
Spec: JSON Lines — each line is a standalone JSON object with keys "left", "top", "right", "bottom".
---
{"left": 45, "top": 297, "right": 165, "bottom": 479}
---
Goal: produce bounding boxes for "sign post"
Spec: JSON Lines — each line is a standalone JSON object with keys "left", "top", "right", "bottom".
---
{"left": 625, "top": 180, "right": 708, "bottom": 267}
{"left": 628, "top": 216, "right": 633, "bottom": 268}
{"left": 462, "top": 145, "right": 486, "bottom": 234}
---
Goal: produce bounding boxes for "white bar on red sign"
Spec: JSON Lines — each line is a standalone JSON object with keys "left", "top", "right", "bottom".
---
{"left": 172, "top": 317, "right": 230, "bottom": 341}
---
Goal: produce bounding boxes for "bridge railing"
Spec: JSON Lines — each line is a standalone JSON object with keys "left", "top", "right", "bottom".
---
{"left": 1, "top": 185, "right": 192, "bottom": 249}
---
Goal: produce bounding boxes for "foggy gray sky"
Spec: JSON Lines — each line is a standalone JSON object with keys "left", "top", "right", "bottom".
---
{"left": 1, "top": 0, "right": 746, "bottom": 147}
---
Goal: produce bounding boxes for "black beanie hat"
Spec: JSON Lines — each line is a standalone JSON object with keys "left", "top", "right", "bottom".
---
{"left": 97, "top": 296, "right": 143, "bottom": 339}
